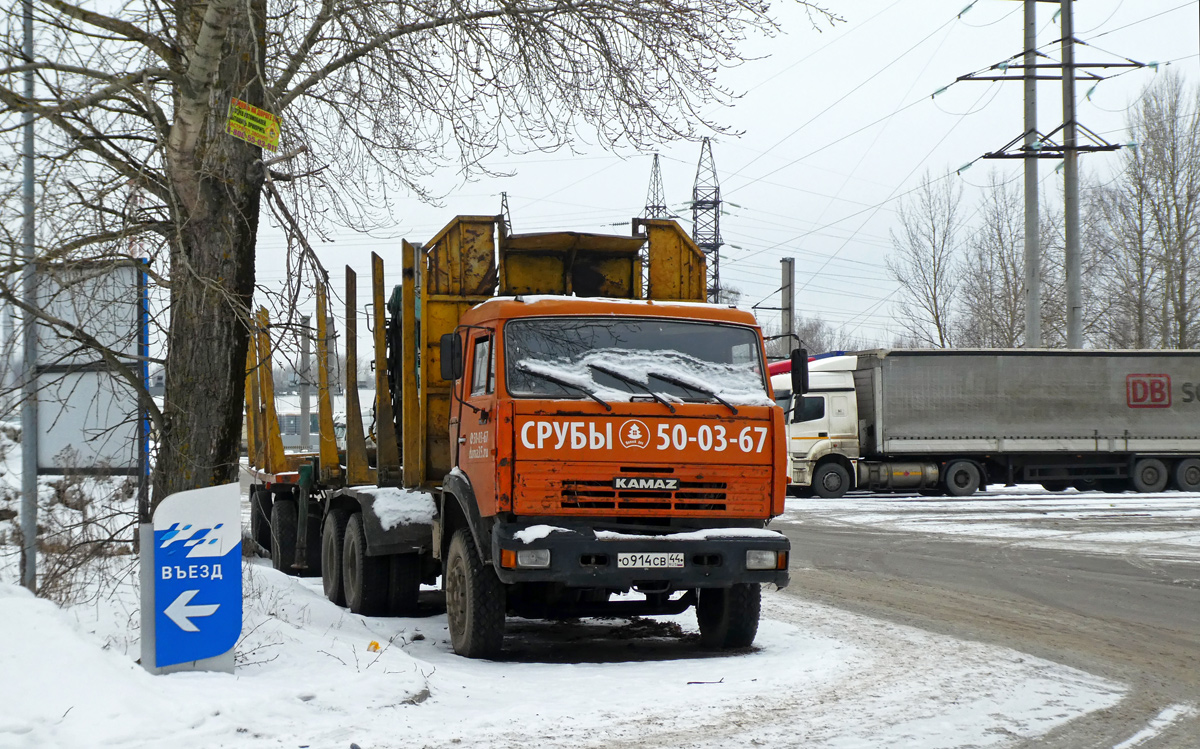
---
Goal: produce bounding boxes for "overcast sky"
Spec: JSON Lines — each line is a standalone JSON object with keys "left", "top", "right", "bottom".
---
{"left": 255, "top": 0, "right": 1200, "bottom": 354}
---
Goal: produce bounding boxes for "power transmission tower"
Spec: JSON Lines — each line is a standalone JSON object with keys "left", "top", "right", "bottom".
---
{"left": 642, "top": 154, "right": 669, "bottom": 219}
{"left": 499, "top": 191, "right": 513, "bottom": 234}
{"left": 691, "top": 138, "right": 722, "bottom": 303}
{"left": 957, "top": 0, "right": 1143, "bottom": 348}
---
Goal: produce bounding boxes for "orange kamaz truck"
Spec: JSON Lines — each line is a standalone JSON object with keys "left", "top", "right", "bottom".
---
{"left": 245, "top": 216, "right": 796, "bottom": 658}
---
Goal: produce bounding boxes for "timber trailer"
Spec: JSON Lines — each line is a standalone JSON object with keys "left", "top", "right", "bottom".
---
{"left": 244, "top": 216, "right": 797, "bottom": 658}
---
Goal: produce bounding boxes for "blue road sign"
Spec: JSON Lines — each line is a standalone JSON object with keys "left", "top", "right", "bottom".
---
{"left": 152, "top": 483, "right": 242, "bottom": 668}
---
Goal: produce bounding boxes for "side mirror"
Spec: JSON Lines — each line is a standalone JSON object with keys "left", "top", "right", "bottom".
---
{"left": 440, "top": 332, "right": 463, "bottom": 381}
{"left": 790, "top": 348, "right": 809, "bottom": 395}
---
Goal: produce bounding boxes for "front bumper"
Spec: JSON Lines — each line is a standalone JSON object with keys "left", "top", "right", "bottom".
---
{"left": 491, "top": 522, "right": 790, "bottom": 589}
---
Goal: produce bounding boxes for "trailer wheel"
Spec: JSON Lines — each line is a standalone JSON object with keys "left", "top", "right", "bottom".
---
{"left": 445, "top": 529, "right": 504, "bottom": 658}
{"left": 812, "top": 463, "right": 851, "bottom": 498}
{"left": 1171, "top": 458, "right": 1200, "bottom": 492}
{"left": 322, "top": 508, "right": 350, "bottom": 605}
{"left": 343, "top": 513, "right": 390, "bottom": 615}
{"left": 388, "top": 553, "right": 422, "bottom": 616}
{"left": 269, "top": 500, "right": 297, "bottom": 574}
{"left": 697, "top": 583, "right": 761, "bottom": 649}
{"left": 250, "top": 489, "right": 273, "bottom": 553}
{"left": 1132, "top": 458, "right": 1168, "bottom": 493}
{"left": 943, "top": 461, "right": 981, "bottom": 497}
{"left": 1040, "top": 481, "right": 1069, "bottom": 493}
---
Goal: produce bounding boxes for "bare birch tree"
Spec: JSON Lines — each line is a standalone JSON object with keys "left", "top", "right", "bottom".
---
{"left": 957, "top": 173, "right": 1024, "bottom": 347}
{"left": 886, "top": 172, "right": 963, "bottom": 348}
{"left": 0, "top": 0, "right": 840, "bottom": 507}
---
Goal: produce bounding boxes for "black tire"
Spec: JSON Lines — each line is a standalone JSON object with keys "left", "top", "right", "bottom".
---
{"left": 322, "top": 508, "right": 350, "bottom": 605}
{"left": 299, "top": 509, "right": 323, "bottom": 577}
{"left": 1132, "top": 458, "right": 1169, "bottom": 493}
{"left": 1073, "top": 478, "right": 1100, "bottom": 492}
{"left": 250, "top": 489, "right": 273, "bottom": 553}
{"left": 343, "top": 513, "right": 391, "bottom": 616}
{"left": 812, "top": 462, "right": 851, "bottom": 499}
{"left": 697, "top": 583, "right": 761, "bottom": 649}
{"left": 445, "top": 529, "right": 505, "bottom": 658}
{"left": 943, "top": 460, "right": 981, "bottom": 497}
{"left": 388, "top": 553, "right": 422, "bottom": 616}
{"left": 1041, "top": 481, "right": 1070, "bottom": 493}
{"left": 270, "top": 500, "right": 297, "bottom": 574}
{"left": 1172, "top": 458, "right": 1200, "bottom": 492}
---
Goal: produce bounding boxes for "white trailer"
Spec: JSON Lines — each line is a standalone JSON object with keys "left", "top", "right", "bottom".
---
{"left": 772, "top": 349, "right": 1200, "bottom": 497}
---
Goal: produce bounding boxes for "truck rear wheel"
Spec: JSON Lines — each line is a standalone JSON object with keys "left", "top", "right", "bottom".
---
{"left": 1132, "top": 458, "right": 1168, "bottom": 493}
{"left": 1172, "top": 458, "right": 1200, "bottom": 492}
{"left": 943, "top": 461, "right": 980, "bottom": 497}
{"left": 388, "top": 553, "right": 422, "bottom": 616}
{"left": 343, "top": 513, "right": 390, "bottom": 615}
{"left": 250, "top": 489, "right": 273, "bottom": 553}
{"left": 697, "top": 583, "right": 761, "bottom": 649}
{"left": 445, "top": 529, "right": 504, "bottom": 658}
{"left": 322, "top": 508, "right": 350, "bottom": 605}
{"left": 812, "top": 463, "right": 850, "bottom": 499}
{"left": 270, "top": 500, "right": 297, "bottom": 573}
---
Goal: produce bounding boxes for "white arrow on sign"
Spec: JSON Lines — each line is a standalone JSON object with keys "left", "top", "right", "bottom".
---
{"left": 165, "top": 590, "right": 220, "bottom": 632}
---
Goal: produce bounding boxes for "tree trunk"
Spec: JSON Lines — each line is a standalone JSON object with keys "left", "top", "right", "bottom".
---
{"left": 149, "top": 0, "right": 265, "bottom": 510}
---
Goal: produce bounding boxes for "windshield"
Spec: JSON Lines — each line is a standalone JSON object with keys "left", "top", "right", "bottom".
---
{"left": 504, "top": 316, "right": 771, "bottom": 406}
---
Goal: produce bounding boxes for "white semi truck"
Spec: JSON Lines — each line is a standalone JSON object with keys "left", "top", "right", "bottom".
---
{"left": 771, "top": 349, "right": 1200, "bottom": 498}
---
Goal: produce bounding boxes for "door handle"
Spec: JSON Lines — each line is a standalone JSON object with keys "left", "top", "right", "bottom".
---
{"left": 458, "top": 437, "right": 467, "bottom": 444}
{"left": 819, "top": 432, "right": 828, "bottom": 437}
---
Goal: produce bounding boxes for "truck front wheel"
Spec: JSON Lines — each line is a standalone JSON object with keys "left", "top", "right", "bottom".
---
{"left": 812, "top": 463, "right": 851, "bottom": 498}
{"left": 943, "top": 461, "right": 981, "bottom": 497}
{"left": 445, "top": 529, "right": 505, "bottom": 658}
{"left": 697, "top": 583, "right": 761, "bottom": 649}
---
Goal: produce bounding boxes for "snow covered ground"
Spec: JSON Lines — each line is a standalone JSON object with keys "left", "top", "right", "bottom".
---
{"left": 782, "top": 487, "right": 1200, "bottom": 562}
{"left": 0, "top": 562, "right": 1125, "bottom": 749}
{"left": 0, "top": 432, "right": 1149, "bottom": 748}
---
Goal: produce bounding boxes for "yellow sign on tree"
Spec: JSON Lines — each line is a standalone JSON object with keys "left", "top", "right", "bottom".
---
{"left": 225, "top": 97, "right": 280, "bottom": 152}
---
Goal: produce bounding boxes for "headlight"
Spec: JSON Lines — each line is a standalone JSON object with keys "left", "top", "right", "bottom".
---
{"left": 746, "top": 549, "right": 783, "bottom": 570}
{"left": 516, "top": 549, "right": 551, "bottom": 568}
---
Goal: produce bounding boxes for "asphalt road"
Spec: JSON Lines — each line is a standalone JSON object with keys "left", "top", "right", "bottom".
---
{"left": 773, "top": 517, "right": 1200, "bottom": 748}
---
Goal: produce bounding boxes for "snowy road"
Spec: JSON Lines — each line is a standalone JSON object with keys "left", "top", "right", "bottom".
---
{"left": 776, "top": 488, "right": 1200, "bottom": 747}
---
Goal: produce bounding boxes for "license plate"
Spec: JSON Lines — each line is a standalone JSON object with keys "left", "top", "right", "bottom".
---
{"left": 617, "top": 552, "right": 685, "bottom": 569}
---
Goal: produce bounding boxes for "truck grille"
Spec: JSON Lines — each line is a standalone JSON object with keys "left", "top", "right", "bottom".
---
{"left": 513, "top": 464, "right": 771, "bottom": 518}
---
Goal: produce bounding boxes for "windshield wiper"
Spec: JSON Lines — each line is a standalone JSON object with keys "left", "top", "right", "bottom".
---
{"left": 518, "top": 363, "right": 613, "bottom": 411}
{"left": 587, "top": 363, "right": 676, "bottom": 413}
{"left": 647, "top": 371, "right": 738, "bottom": 415}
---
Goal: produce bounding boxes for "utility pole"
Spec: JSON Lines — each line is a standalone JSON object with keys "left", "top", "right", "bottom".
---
{"left": 499, "top": 192, "right": 512, "bottom": 235}
{"left": 643, "top": 154, "right": 669, "bottom": 219}
{"left": 20, "top": 0, "right": 38, "bottom": 593}
{"left": 1061, "top": 0, "right": 1082, "bottom": 348}
{"left": 691, "top": 138, "right": 723, "bottom": 303}
{"left": 781, "top": 258, "right": 795, "bottom": 353}
{"left": 1023, "top": 0, "right": 1042, "bottom": 348}
{"left": 957, "top": 0, "right": 1140, "bottom": 350}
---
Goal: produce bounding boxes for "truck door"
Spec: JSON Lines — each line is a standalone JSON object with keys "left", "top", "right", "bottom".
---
{"left": 790, "top": 394, "right": 829, "bottom": 458}
{"left": 458, "top": 330, "right": 498, "bottom": 515}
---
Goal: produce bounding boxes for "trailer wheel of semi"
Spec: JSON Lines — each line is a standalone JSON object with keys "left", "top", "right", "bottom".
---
{"left": 697, "top": 583, "right": 761, "bottom": 649}
{"left": 445, "top": 529, "right": 504, "bottom": 659}
{"left": 1175, "top": 458, "right": 1200, "bottom": 492}
{"left": 1132, "top": 458, "right": 1169, "bottom": 493}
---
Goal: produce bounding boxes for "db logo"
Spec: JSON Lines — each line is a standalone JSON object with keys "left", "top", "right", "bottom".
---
{"left": 1127, "top": 374, "right": 1171, "bottom": 408}
{"left": 619, "top": 419, "right": 651, "bottom": 449}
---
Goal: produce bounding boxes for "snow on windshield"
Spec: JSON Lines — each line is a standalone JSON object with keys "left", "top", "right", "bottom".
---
{"left": 516, "top": 348, "right": 773, "bottom": 406}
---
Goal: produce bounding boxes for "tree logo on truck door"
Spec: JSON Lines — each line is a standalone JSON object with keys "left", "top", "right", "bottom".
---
{"left": 619, "top": 419, "right": 651, "bottom": 449}
{"left": 1127, "top": 374, "right": 1171, "bottom": 408}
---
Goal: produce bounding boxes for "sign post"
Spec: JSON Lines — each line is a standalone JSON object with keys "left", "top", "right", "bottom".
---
{"left": 140, "top": 483, "right": 242, "bottom": 674}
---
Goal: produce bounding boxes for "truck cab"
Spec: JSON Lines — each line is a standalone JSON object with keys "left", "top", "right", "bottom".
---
{"left": 772, "top": 355, "right": 860, "bottom": 496}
